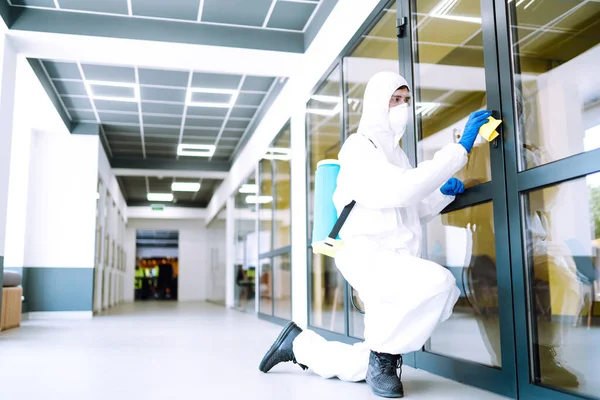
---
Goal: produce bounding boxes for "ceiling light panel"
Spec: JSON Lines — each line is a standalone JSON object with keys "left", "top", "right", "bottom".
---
{"left": 171, "top": 182, "right": 201, "bottom": 192}
{"left": 147, "top": 193, "right": 174, "bottom": 202}
{"left": 186, "top": 88, "right": 239, "bottom": 108}
{"left": 84, "top": 80, "right": 140, "bottom": 103}
{"left": 177, "top": 143, "right": 216, "bottom": 157}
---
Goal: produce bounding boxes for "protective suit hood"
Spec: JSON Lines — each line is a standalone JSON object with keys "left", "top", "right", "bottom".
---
{"left": 357, "top": 71, "right": 410, "bottom": 144}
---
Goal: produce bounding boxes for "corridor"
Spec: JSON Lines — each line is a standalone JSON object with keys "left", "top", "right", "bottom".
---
{"left": 0, "top": 303, "right": 507, "bottom": 400}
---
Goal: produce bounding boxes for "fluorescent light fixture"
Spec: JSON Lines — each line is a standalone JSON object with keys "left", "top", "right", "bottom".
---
{"left": 147, "top": 193, "right": 174, "bottom": 202}
{"left": 430, "top": 0, "right": 458, "bottom": 15}
{"left": 84, "top": 80, "right": 140, "bottom": 103}
{"left": 263, "top": 147, "right": 291, "bottom": 161}
{"left": 171, "top": 182, "right": 201, "bottom": 192}
{"left": 186, "top": 88, "right": 239, "bottom": 108}
{"left": 245, "top": 195, "right": 273, "bottom": 204}
{"left": 239, "top": 184, "right": 258, "bottom": 194}
{"left": 415, "top": 102, "right": 440, "bottom": 116}
{"left": 311, "top": 95, "right": 341, "bottom": 103}
{"left": 429, "top": 0, "right": 482, "bottom": 24}
{"left": 430, "top": 14, "right": 482, "bottom": 24}
{"left": 307, "top": 103, "right": 342, "bottom": 116}
{"left": 177, "top": 144, "right": 216, "bottom": 157}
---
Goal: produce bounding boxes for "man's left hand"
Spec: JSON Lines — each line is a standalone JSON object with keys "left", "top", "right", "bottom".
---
{"left": 440, "top": 178, "right": 465, "bottom": 196}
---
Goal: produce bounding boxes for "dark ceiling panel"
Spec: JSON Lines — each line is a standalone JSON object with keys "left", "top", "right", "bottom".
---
{"left": 143, "top": 114, "right": 182, "bottom": 126}
{"left": 267, "top": 1, "right": 316, "bottom": 31}
{"left": 186, "top": 106, "right": 228, "bottom": 118}
{"left": 52, "top": 80, "right": 87, "bottom": 96}
{"left": 191, "top": 72, "right": 241, "bottom": 90}
{"left": 141, "top": 102, "right": 185, "bottom": 115}
{"left": 141, "top": 86, "right": 186, "bottom": 102}
{"left": 185, "top": 117, "right": 222, "bottom": 128}
{"left": 98, "top": 112, "right": 140, "bottom": 124}
{"left": 42, "top": 60, "right": 81, "bottom": 79}
{"left": 201, "top": 0, "right": 272, "bottom": 27}
{"left": 229, "top": 107, "right": 257, "bottom": 119}
{"left": 81, "top": 63, "right": 136, "bottom": 82}
{"left": 61, "top": 96, "right": 92, "bottom": 109}
{"left": 58, "top": 0, "right": 129, "bottom": 15}
{"left": 225, "top": 119, "right": 249, "bottom": 130}
{"left": 138, "top": 68, "right": 189, "bottom": 87}
{"left": 94, "top": 99, "right": 139, "bottom": 113}
{"left": 242, "top": 76, "right": 275, "bottom": 92}
{"left": 68, "top": 109, "right": 96, "bottom": 121}
{"left": 143, "top": 126, "right": 181, "bottom": 136}
{"left": 236, "top": 92, "right": 265, "bottom": 106}
{"left": 11, "top": 0, "right": 55, "bottom": 7}
{"left": 131, "top": 0, "right": 201, "bottom": 21}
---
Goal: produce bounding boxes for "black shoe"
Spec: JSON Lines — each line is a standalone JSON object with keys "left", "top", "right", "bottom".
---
{"left": 366, "top": 351, "right": 404, "bottom": 398}
{"left": 538, "top": 346, "right": 579, "bottom": 388}
{"left": 259, "top": 321, "right": 307, "bottom": 373}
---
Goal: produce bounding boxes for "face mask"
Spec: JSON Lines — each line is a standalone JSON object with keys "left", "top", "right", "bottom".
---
{"left": 388, "top": 103, "right": 408, "bottom": 139}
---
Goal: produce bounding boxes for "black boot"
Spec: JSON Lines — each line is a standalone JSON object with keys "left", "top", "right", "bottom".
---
{"left": 538, "top": 346, "right": 579, "bottom": 388}
{"left": 366, "top": 351, "right": 404, "bottom": 398}
{"left": 259, "top": 321, "right": 308, "bottom": 373}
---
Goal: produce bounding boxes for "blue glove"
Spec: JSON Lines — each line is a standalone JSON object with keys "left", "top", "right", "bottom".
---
{"left": 440, "top": 178, "right": 465, "bottom": 196}
{"left": 458, "top": 110, "right": 493, "bottom": 153}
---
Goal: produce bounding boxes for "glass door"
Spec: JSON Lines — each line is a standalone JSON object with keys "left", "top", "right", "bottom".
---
{"left": 398, "top": 0, "right": 517, "bottom": 397}
{"left": 497, "top": 0, "right": 600, "bottom": 399}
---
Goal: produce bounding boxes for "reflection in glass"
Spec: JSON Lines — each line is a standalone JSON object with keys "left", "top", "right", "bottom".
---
{"left": 307, "top": 65, "right": 344, "bottom": 332}
{"left": 413, "top": 0, "right": 490, "bottom": 186}
{"left": 343, "top": 1, "right": 397, "bottom": 338}
{"left": 273, "top": 253, "right": 292, "bottom": 320}
{"left": 234, "top": 172, "right": 258, "bottom": 313}
{"left": 523, "top": 174, "right": 600, "bottom": 396}
{"left": 425, "top": 202, "right": 502, "bottom": 368}
{"left": 273, "top": 126, "right": 291, "bottom": 249}
{"left": 259, "top": 258, "right": 272, "bottom": 316}
{"left": 310, "top": 252, "right": 345, "bottom": 334}
{"left": 509, "top": 0, "right": 600, "bottom": 170}
{"left": 258, "top": 159, "right": 273, "bottom": 315}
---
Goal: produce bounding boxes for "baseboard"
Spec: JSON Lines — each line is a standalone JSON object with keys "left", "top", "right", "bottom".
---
{"left": 27, "top": 311, "right": 93, "bottom": 320}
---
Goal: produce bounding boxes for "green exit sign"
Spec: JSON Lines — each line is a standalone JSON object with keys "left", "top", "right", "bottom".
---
{"left": 151, "top": 205, "right": 164, "bottom": 211}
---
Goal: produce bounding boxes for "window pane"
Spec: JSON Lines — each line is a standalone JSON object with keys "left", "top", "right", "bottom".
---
{"left": 522, "top": 174, "right": 600, "bottom": 396}
{"left": 259, "top": 258, "right": 273, "bottom": 316}
{"left": 310, "top": 252, "right": 345, "bottom": 334}
{"left": 413, "top": 0, "right": 491, "bottom": 187}
{"left": 425, "top": 201, "right": 502, "bottom": 368}
{"left": 234, "top": 172, "right": 257, "bottom": 313}
{"left": 344, "top": 1, "right": 397, "bottom": 140}
{"left": 273, "top": 126, "right": 291, "bottom": 249}
{"left": 509, "top": 1, "right": 600, "bottom": 170}
{"left": 343, "top": 1, "right": 398, "bottom": 338}
{"left": 273, "top": 252, "right": 292, "bottom": 320}
{"left": 259, "top": 159, "right": 273, "bottom": 254}
{"left": 307, "top": 65, "right": 343, "bottom": 332}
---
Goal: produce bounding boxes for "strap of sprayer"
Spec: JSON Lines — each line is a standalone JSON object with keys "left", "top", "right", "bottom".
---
{"left": 326, "top": 134, "right": 377, "bottom": 240}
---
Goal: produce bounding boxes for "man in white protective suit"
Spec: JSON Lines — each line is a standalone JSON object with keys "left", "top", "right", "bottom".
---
{"left": 258, "top": 71, "right": 492, "bottom": 398}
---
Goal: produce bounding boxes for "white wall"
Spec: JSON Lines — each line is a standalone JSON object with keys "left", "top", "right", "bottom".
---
{"left": 126, "top": 218, "right": 226, "bottom": 303}
{"left": 24, "top": 132, "right": 99, "bottom": 268}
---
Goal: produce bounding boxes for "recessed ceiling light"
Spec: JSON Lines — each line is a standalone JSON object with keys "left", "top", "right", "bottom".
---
{"left": 177, "top": 144, "right": 216, "bottom": 157}
{"left": 146, "top": 193, "right": 173, "bottom": 201}
{"left": 171, "top": 182, "right": 201, "bottom": 192}
{"left": 245, "top": 195, "right": 272, "bottom": 204}
{"left": 147, "top": 193, "right": 174, "bottom": 202}
{"left": 186, "top": 88, "right": 239, "bottom": 108}
{"left": 84, "top": 80, "right": 140, "bottom": 103}
{"left": 239, "top": 184, "right": 258, "bottom": 194}
{"left": 263, "top": 147, "right": 291, "bottom": 161}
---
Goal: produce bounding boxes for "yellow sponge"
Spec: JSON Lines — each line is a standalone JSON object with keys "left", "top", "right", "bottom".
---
{"left": 478, "top": 116, "right": 502, "bottom": 142}
{"left": 312, "top": 238, "right": 344, "bottom": 258}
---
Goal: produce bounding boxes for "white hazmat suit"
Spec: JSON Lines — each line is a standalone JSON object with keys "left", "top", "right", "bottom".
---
{"left": 293, "top": 72, "right": 469, "bottom": 382}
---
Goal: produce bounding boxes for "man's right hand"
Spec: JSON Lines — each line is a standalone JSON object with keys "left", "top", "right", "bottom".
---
{"left": 459, "top": 110, "right": 492, "bottom": 153}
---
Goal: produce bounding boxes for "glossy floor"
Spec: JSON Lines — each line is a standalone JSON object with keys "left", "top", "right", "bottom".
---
{"left": 0, "top": 302, "right": 509, "bottom": 400}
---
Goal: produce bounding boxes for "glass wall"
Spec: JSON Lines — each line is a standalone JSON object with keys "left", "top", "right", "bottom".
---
{"left": 299, "top": 0, "right": 600, "bottom": 398}
{"left": 233, "top": 171, "right": 258, "bottom": 313}
{"left": 258, "top": 124, "right": 292, "bottom": 320}
{"left": 307, "top": 65, "right": 345, "bottom": 333}
{"left": 343, "top": 1, "right": 398, "bottom": 339}
{"left": 507, "top": 1, "right": 600, "bottom": 397}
